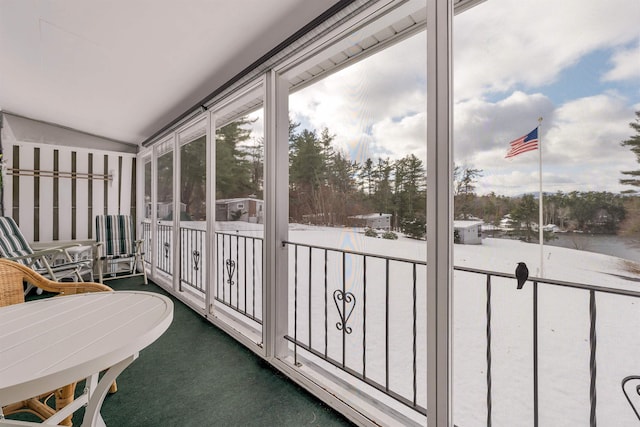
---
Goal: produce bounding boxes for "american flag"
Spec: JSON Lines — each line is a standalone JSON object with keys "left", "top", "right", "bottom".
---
{"left": 505, "top": 127, "right": 539, "bottom": 158}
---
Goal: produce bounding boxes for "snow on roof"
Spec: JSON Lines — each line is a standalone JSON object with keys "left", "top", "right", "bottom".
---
{"left": 216, "top": 197, "right": 263, "bottom": 203}
{"left": 481, "top": 223, "right": 501, "bottom": 231}
{"left": 453, "top": 220, "right": 483, "bottom": 228}
{"left": 349, "top": 213, "right": 392, "bottom": 219}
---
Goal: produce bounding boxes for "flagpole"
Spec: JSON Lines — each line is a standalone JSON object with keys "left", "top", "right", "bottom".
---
{"left": 538, "top": 117, "right": 544, "bottom": 277}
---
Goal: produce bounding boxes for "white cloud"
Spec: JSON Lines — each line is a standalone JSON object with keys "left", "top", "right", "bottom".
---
{"left": 454, "top": 0, "right": 640, "bottom": 100}
{"left": 371, "top": 112, "right": 427, "bottom": 163}
{"left": 545, "top": 94, "right": 635, "bottom": 165}
{"left": 290, "top": 31, "right": 426, "bottom": 163}
{"left": 287, "top": 0, "right": 639, "bottom": 197}
{"left": 454, "top": 91, "right": 554, "bottom": 163}
{"left": 603, "top": 39, "right": 640, "bottom": 82}
{"left": 458, "top": 92, "right": 638, "bottom": 195}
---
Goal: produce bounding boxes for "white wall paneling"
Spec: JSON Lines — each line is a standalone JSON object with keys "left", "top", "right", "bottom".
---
{"left": 2, "top": 141, "right": 136, "bottom": 243}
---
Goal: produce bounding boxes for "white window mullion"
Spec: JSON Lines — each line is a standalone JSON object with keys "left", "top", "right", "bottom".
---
{"left": 206, "top": 110, "right": 216, "bottom": 317}
{"left": 426, "top": 0, "right": 454, "bottom": 425}
{"left": 150, "top": 148, "right": 158, "bottom": 280}
{"left": 264, "top": 70, "right": 290, "bottom": 359}
{"left": 172, "top": 132, "right": 181, "bottom": 293}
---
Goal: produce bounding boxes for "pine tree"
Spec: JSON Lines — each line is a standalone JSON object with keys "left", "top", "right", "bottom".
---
{"left": 454, "top": 165, "right": 482, "bottom": 219}
{"left": 180, "top": 135, "right": 206, "bottom": 220}
{"left": 620, "top": 111, "right": 640, "bottom": 190}
{"left": 372, "top": 158, "right": 393, "bottom": 216}
{"left": 511, "top": 194, "right": 538, "bottom": 242}
{"left": 215, "top": 117, "right": 254, "bottom": 199}
{"left": 289, "top": 127, "right": 335, "bottom": 222}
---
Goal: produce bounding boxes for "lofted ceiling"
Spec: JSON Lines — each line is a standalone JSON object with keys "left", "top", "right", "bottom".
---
{"left": 0, "top": 0, "right": 342, "bottom": 145}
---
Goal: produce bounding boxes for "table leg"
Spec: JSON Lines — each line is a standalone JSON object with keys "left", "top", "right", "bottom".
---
{"left": 81, "top": 353, "right": 138, "bottom": 427}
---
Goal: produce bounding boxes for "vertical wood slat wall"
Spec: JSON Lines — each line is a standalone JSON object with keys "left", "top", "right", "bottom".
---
{"left": 4, "top": 142, "right": 136, "bottom": 243}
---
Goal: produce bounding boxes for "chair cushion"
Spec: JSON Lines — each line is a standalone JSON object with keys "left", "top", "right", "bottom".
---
{"left": 95, "top": 215, "right": 136, "bottom": 258}
{"left": 0, "top": 217, "right": 34, "bottom": 259}
{"left": 0, "top": 217, "right": 45, "bottom": 270}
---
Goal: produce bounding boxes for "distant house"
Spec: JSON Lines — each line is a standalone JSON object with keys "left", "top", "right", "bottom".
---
{"left": 453, "top": 220, "right": 483, "bottom": 244}
{"left": 216, "top": 198, "right": 264, "bottom": 223}
{"left": 348, "top": 213, "right": 392, "bottom": 230}
{"left": 543, "top": 224, "right": 561, "bottom": 233}
{"left": 157, "top": 201, "right": 187, "bottom": 220}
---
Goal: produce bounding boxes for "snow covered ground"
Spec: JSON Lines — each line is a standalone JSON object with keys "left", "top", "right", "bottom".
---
{"left": 177, "top": 221, "right": 640, "bottom": 425}
{"left": 284, "top": 224, "right": 640, "bottom": 426}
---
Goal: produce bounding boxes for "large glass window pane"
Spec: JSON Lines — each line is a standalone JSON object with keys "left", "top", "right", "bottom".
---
{"left": 214, "top": 107, "right": 264, "bottom": 342}
{"left": 142, "top": 157, "right": 152, "bottom": 265}
{"left": 156, "top": 140, "right": 174, "bottom": 275}
{"left": 180, "top": 132, "right": 206, "bottom": 221}
{"left": 144, "top": 159, "right": 152, "bottom": 219}
{"left": 454, "top": 0, "right": 640, "bottom": 425}
{"left": 288, "top": 31, "right": 427, "bottom": 420}
{"left": 178, "top": 123, "right": 207, "bottom": 296}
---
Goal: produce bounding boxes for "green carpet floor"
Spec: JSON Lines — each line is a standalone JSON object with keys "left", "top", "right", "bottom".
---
{"left": 17, "top": 278, "right": 354, "bottom": 426}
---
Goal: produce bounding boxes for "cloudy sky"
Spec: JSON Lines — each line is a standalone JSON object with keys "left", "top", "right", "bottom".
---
{"left": 286, "top": 0, "right": 640, "bottom": 196}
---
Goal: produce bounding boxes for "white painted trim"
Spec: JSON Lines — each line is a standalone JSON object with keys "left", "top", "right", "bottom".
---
{"left": 278, "top": 0, "right": 423, "bottom": 80}
{"left": 1, "top": 112, "right": 137, "bottom": 153}
{"left": 152, "top": 278, "right": 207, "bottom": 317}
{"left": 171, "top": 130, "right": 180, "bottom": 292}
{"left": 270, "top": 357, "right": 376, "bottom": 427}
{"left": 175, "top": 116, "right": 207, "bottom": 147}
{"left": 135, "top": 154, "right": 148, "bottom": 249}
{"left": 263, "top": 70, "right": 290, "bottom": 360}
{"left": 207, "top": 79, "right": 263, "bottom": 122}
{"left": 426, "top": 0, "right": 454, "bottom": 425}
{"left": 205, "top": 111, "right": 215, "bottom": 318}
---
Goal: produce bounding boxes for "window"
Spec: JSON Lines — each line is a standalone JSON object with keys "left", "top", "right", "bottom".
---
{"left": 287, "top": 29, "right": 428, "bottom": 416}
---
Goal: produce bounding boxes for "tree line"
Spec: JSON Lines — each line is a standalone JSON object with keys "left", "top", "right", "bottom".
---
{"left": 171, "top": 111, "right": 640, "bottom": 238}
{"left": 176, "top": 118, "right": 428, "bottom": 227}
{"left": 456, "top": 190, "right": 627, "bottom": 238}
{"left": 288, "top": 121, "right": 426, "bottom": 227}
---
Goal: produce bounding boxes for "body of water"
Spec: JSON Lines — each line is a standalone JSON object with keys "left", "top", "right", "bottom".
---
{"left": 546, "top": 233, "right": 640, "bottom": 263}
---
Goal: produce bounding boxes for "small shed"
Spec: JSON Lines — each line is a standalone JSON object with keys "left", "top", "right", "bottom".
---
{"left": 453, "top": 220, "right": 483, "bottom": 244}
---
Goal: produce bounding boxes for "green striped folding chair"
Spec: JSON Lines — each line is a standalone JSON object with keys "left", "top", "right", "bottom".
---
{"left": 95, "top": 215, "right": 147, "bottom": 284}
{"left": 0, "top": 216, "right": 90, "bottom": 294}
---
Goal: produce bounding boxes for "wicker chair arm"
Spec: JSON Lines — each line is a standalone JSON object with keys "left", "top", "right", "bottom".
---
{"left": 40, "top": 279, "right": 113, "bottom": 295}
{"left": 0, "top": 259, "right": 112, "bottom": 298}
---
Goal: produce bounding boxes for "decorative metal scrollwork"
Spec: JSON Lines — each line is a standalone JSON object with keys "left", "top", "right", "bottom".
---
{"left": 192, "top": 250, "right": 200, "bottom": 271}
{"left": 622, "top": 376, "right": 640, "bottom": 420}
{"left": 225, "top": 259, "right": 236, "bottom": 286}
{"left": 333, "top": 289, "right": 356, "bottom": 334}
{"left": 163, "top": 242, "right": 170, "bottom": 258}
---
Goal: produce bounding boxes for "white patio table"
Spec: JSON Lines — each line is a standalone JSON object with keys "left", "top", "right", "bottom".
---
{"left": 0, "top": 291, "right": 173, "bottom": 426}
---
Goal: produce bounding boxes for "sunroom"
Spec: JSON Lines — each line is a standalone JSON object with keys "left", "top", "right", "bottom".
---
{"left": 2, "top": 0, "right": 640, "bottom": 426}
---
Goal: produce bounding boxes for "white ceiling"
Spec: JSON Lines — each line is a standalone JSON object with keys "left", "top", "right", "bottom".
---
{"left": 0, "top": 0, "right": 341, "bottom": 145}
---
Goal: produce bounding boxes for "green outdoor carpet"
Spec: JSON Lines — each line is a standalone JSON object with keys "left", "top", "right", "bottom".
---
{"left": 17, "top": 277, "right": 354, "bottom": 427}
